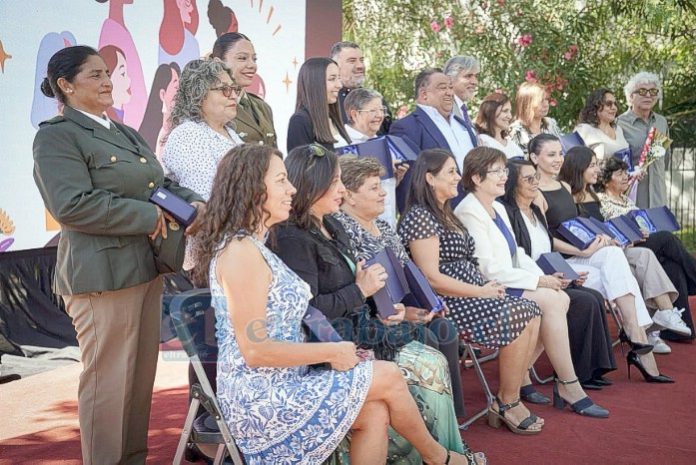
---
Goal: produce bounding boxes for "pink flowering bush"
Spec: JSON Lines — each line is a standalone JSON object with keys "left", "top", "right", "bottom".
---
{"left": 345, "top": 0, "right": 696, "bottom": 138}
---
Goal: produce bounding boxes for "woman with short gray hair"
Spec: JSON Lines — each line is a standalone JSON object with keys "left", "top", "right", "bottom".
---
{"left": 162, "top": 58, "right": 244, "bottom": 269}
{"left": 341, "top": 87, "right": 386, "bottom": 144}
{"left": 339, "top": 88, "right": 408, "bottom": 226}
{"left": 617, "top": 71, "right": 670, "bottom": 208}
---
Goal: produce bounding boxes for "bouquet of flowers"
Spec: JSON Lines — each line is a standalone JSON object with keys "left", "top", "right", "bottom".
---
{"left": 626, "top": 127, "right": 672, "bottom": 201}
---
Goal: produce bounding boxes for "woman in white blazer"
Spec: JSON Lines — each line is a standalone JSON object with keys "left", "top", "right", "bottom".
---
{"left": 454, "top": 147, "right": 608, "bottom": 419}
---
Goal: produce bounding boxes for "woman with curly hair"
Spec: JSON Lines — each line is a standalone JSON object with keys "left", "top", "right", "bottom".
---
{"left": 192, "top": 144, "right": 485, "bottom": 465}
{"left": 574, "top": 88, "right": 631, "bottom": 161}
{"left": 161, "top": 58, "right": 243, "bottom": 268}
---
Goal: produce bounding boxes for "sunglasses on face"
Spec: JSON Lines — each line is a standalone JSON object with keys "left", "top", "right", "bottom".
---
{"left": 602, "top": 100, "right": 618, "bottom": 108}
{"left": 633, "top": 88, "right": 659, "bottom": 97}
{"left": 521, "top": 172, "right": 541, "bottom": 184}
{"left": 211, "top": 84, "right": 242, "bottom": 98}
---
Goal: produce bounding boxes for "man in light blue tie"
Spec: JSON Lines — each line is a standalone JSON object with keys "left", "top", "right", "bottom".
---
{"left": 444, "top": 55, "right": 480, "bottom": 128}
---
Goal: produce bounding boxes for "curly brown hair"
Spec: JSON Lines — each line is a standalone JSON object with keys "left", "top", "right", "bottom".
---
{"left": 578, "top": 88, "right": 616, "bottom": 128}
{"left": 191, "top": 144, "right": 283, "bottom": 286}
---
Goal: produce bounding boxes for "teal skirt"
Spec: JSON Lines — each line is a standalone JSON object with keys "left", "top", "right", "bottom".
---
{"left": 324, "top": 341, "right": 467, "bottom": 464}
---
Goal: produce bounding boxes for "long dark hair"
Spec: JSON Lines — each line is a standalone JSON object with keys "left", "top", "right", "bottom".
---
{"left": 402, "top": 148, "right": 464, "bottom": 232}
{"left": 558, "top": 146, "right": 599, "bottom": 201}
{"left": 285, "top": 144, "right": 340, "bottom": 231}
{"left": 41, "top": 45, "right": 99, "bottom": 104}
{"left": 192, "top": 144, "right": 282, "bottom": 286}
{"left": 296, "top": 57, "right": 349, "bottom": 145}
{"left": 139, "top": 62, "right": 180, "bottom": 150}
{"left": 578, "top": 88, "right": 615, "bottom": 127}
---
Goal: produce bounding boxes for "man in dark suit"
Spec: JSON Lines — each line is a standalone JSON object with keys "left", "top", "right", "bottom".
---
{"left": 331, "top": 41, "right": 392, "bottom": 135}
{"left": 389, "top": 68, "right": 477, "bottom": 208}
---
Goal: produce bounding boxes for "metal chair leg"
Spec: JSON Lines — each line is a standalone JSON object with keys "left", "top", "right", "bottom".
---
{"left": 212, "top": 444, "right": 227, "bottom": 465}
{"left": 459, "top": 344, "right": 496, "bottom": 430}
{"left": 173, "top": 397, "right": 201, "bottom": 465}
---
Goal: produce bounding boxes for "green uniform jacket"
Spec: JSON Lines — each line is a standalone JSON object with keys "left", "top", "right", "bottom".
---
{"left": 33, "top": 106, "right": 203, "bottom": 295}
{"left": 234, "top": 91, "right": 277, "bottom": 147}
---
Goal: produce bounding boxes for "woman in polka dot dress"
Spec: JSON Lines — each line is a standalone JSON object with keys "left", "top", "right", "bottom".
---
{"left": 399, "top": 149, "right": 544, "bottom": 435}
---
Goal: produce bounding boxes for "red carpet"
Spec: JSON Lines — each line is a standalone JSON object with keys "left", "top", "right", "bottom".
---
{"left": 2, "top": 299, "right": 695, "bottom": 464}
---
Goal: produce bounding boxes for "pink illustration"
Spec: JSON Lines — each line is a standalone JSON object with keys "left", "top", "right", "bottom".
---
{"left": 100, "top": 45, "right": 131, "bottom": 123}
{"left": 159, "top": 0, "right": 200, "bottom": 69}
{"left": 31, "top": 31, "right": 77, "bottom": 128}
{"left": 97, "top": 0, "right": 147, "bottom": 128}
{"left": 139, "top": 62, "right": 181, "bottom": 158}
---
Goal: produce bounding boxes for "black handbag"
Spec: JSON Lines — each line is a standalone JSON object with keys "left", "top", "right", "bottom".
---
{"left": 150, "top": 220, "right": 187, "bottom": 274}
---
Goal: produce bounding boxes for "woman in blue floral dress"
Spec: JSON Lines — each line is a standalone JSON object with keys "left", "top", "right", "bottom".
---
{"left": 192, "top": 144, "right": 485, "bottom": 465}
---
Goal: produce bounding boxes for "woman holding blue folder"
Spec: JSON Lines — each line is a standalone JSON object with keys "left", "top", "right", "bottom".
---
{"left": 193, "top": 144, "right": 483, "bottom": 465}
{"left": 500, "top": 159, "right": 616, "bottom": 389}
{"left": 595, "top": 157, "right": 696, "bottom": 343}
{"left": 530, "top": 135, "right": 673, "bottom": 382}
{"left": 334, "top": 154, "right": 466, "bottom": 419}
{"left": 271, "top": 144, "right": 473, "bottom": 462}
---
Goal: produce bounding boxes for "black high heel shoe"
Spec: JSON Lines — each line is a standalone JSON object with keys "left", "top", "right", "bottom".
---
{"left": 626, "top": 350, "right": 675, "bottom": 383}
{"left": 552, "top": 378, "right": 609, "bottom": 418}
{"left": 618, "top": 328, "right": 653, "bottom": 355}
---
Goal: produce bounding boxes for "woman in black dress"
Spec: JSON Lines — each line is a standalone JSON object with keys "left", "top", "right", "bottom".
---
{"left": 398, "top": 148, "right": 544, "bottom": 435}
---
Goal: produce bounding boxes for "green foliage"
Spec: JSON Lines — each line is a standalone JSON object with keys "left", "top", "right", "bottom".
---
{"left": 344, "top": 0, "right": 696, "bottom": 146}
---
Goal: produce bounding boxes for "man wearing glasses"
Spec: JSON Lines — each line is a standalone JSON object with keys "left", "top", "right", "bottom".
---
{"left": 617, "top": 72, "right": 671, "bottom": 209}
{"left": 330, "top": 41, "right": 393, "bottom": 135}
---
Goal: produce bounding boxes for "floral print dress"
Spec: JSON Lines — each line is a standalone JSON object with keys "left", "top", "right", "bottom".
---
{"left": 210, "top": 233, "right": 373, "bottom": 465}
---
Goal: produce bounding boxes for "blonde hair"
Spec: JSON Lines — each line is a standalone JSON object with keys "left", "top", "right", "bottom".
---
{"left": 514, "top": 82, "right": 546, "bottom": 128}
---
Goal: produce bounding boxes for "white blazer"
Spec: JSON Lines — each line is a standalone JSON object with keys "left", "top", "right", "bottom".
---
{"left": 454, "top": 194, "right": 543, "bottom": 289}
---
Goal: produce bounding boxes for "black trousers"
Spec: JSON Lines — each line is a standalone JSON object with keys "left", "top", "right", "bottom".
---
{"left": 638, "top": 231, "right": 696, "bottom": 341}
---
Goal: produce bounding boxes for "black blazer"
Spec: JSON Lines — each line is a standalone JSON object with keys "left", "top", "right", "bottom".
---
{"left": 501, "top": 200, "right": 554, "bottom": 258}
{"left": 286, "top": 107, "right": 335, "bottom": 153}
{"left": 270, "top": 216, "right": 365, "bottom": 320}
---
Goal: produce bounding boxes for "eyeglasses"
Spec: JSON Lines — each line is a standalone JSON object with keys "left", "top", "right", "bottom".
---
{"left": 603, "top": 100, "right": 618, "bottom": 108}
{"left": 487, "top": 167, "right": 509, "bottom": 179}
{"left": 211, "top": 84, "right": 242, "bottom": 98}
{"left": 521, "top": 172, "right": 541, "bottom": 184}
{"left": 357, "top": 106, "right": 387, "bottom": 116}
{"left": 633, "top": 88, "right": 659, "bottom": 97}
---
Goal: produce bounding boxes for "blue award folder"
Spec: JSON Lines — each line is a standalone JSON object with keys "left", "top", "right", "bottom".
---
{"left": 630, "top": 207, "right": 680, "bottom": 233}
{"left": 335, "top": 135, "right": 418, "bottom": 180}
{"left": 628, "top": 210, "right": 658, "bottom": 234}
{"left": 536, "top": 252, "right": 580, "bottom": 280}
{"left": 403, "top": 261, "right": 444, "bottom": 313}
{"left": 606, "top": 215, "right": 644, "bottom": 243}
{"left": 613, "top": 147, "right": 634, "bottom": 171}
{"left": 365, "top": 247, "right": 410, "bottom": 318}
{"left": 303, "top": 305, "right": 342, "bottom": 342}
{"left": 558, "top": 218, "right": 597, "bottom": 249}
{"left": 149, "top": 186, "right": 198, "bottom": 226}
{"left": 560, "top": 131, "right": 586, "bottom": 154}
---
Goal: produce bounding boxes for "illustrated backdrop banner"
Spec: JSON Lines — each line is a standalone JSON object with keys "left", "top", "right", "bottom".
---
{"left": 0, "top": 0, "right": 323, "bottom": 251}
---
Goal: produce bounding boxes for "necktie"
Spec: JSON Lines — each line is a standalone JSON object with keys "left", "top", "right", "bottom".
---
{"left": 460, "top": 103, "right": 472, "bottom": 127}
